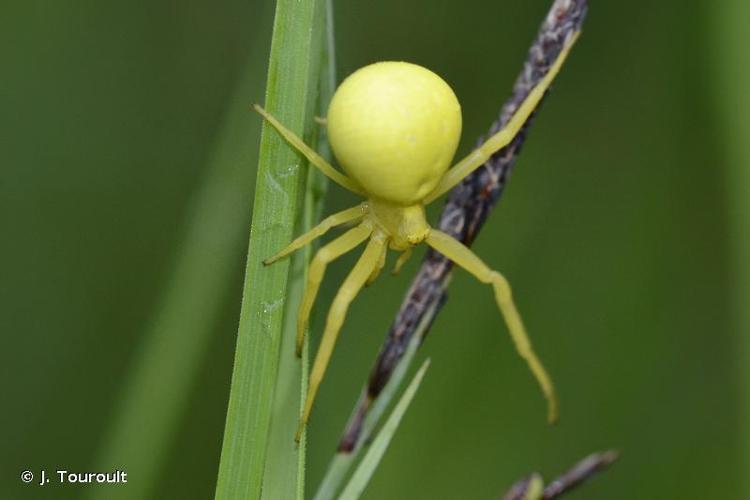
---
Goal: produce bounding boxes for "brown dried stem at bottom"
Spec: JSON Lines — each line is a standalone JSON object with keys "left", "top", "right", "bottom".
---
{"left": 502, "top": 450, "right": 619, "bottom": 500}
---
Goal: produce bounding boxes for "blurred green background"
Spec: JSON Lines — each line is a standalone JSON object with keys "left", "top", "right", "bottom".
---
{"left": 2, "top": 1, "right": 746, "bottom": 499}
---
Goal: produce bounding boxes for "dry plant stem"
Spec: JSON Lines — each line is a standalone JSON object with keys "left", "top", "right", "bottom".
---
{"left": 338, "top": 0, "right": 589, "bottom": 453}
{"left": 502, "top": 450, "right": 619, "bottom": 500}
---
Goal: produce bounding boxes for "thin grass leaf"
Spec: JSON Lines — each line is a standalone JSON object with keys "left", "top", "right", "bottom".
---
{"left": 88, "top": 8, "right": 273, "bottom": 499}
{"left": 337, "top": 359, "right": 431, "bottom": 500}
{"left": 313, "top": 307, "right": 429, "bottom": 500}
{"left": 214, "top": 0, "right": 329, "bottom": 498}
{"left": 261, "top": 2, "right": 336, "bottom": 499}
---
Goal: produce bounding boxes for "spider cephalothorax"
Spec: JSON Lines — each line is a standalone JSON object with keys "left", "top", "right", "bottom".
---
{"left": 256, "top": 33, "right": 578, "bottom": 442}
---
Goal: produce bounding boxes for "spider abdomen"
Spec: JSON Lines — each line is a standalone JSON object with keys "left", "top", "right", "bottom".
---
{"left": 327, "top": 61, "right": 462, "bottom": 205}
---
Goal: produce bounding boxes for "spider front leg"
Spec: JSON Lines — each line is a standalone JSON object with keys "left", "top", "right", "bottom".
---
{"left": 425, "top": 32, "right": 579, "bottom": 203}
{"left": 295, "top": 223, "right": 372, "bottom": 356}
{"left": 426, "top": 229, "right": 558, "bottom": 423}
{"left": 296, "top": 231, "right": 388, "bottom": 442}
{"left": 263, "top": 205, "right": 366, "bottom": 265}
{"left": 253, "top": 105, "right": 365, "bottom": 196}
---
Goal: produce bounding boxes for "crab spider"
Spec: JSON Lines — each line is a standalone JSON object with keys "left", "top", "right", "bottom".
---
{"left": 258, "top": 34, "right": 578, "bottom": 442}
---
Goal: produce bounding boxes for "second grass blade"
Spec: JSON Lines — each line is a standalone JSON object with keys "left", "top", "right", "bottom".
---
{"left": 337, "top": 359, "right": 431, "bottom": 500}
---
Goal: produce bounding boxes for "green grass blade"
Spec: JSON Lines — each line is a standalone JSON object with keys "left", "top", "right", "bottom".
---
{"left": 261, "top": 2, "right": 336, "bottom": 499}
{"left": 214, "top": 0, "right": 327, "bottom": 498}
{"left": 88, "top": 12, "right": 273, "bottom": 500}
{"left": 712, "top": 0, "right": 750, "bottom": 494}
{"left": 314, "top": 300, "right": 438, "bottom": 500}
{"left": 337, "top": 359, "right": 431, "bottom": 500}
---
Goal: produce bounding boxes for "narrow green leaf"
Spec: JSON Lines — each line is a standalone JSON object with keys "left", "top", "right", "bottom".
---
{"left": 337, "top": 359, "right": 431, "bottom": 500}
{"left": 214, "top": 0, "right": 328, "bottom": 498}
{"left": 261, "top": 2, "right": 336, "bottom": 499}
{"left": 314, "top": 300, "right": 437, "bottom": 500}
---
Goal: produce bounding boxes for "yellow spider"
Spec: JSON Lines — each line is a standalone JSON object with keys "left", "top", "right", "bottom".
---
{"left": 257, "top": 33, "right": 578, "bottom": 442}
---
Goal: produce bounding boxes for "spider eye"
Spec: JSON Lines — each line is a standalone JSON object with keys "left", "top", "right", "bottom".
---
{"left": 327, "top": 61, "right": 462, "bottom": 205}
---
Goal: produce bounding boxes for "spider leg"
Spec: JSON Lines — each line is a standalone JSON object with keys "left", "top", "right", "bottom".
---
{"left": 254, "top": 105, "right": 365, "bottom": 196}
{"left": 296, "top": 231, "right": 388, "bottom": 442}
{"left": 365, "top": 242, "right": 387, "bottom": 286}
{"left": 425, "top": 32, "right": 579, "bottom": 203}
{"left": 264, "top": 205, "right": 366, "bottom": 265}
{"left": 391, "top": 247, "right": 413, "bottom": 275}
{"left": 425, "top": 229, "right": 558, "bottom": 423}
{"left": 295, "top": 222, "right": 372, "bottom": 356}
